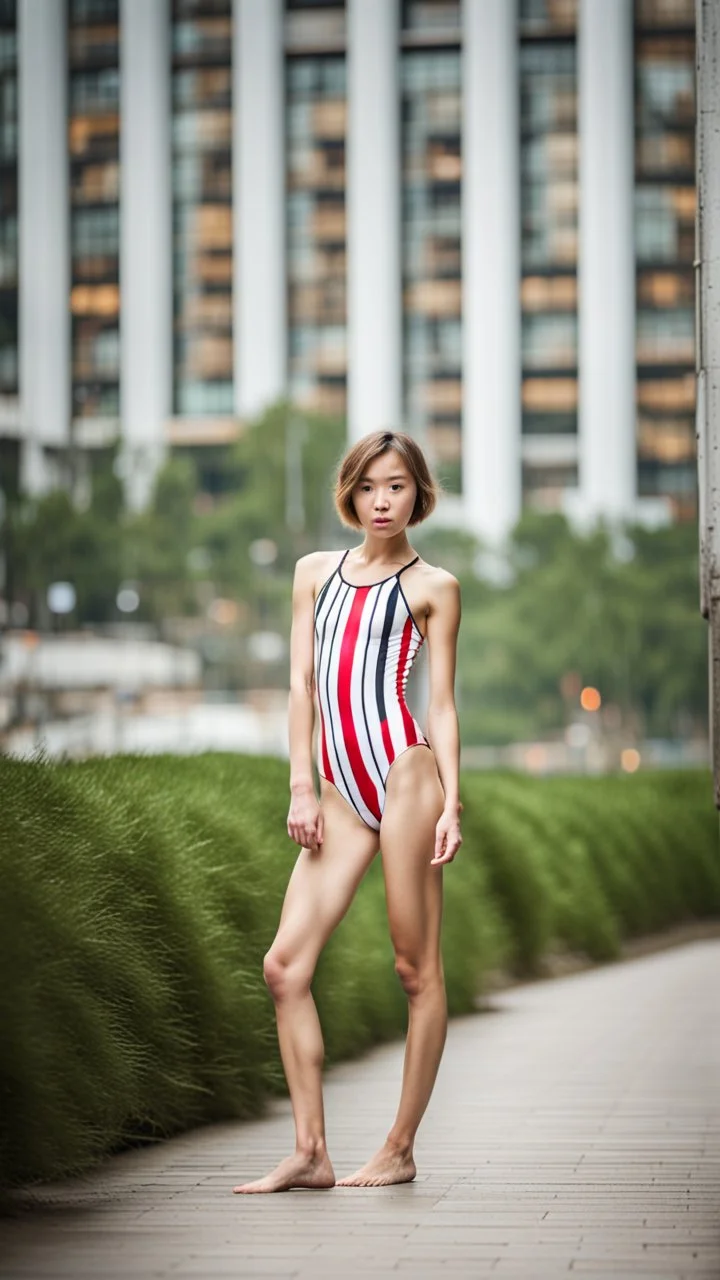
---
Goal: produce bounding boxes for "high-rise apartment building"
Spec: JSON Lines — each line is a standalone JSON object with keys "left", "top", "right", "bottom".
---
{"left": 0, "top": 0, "right": 698, "bottom": 539}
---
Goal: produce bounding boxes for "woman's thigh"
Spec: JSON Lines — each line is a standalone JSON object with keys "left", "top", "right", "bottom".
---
{"left": 379, "top": 747, "right": 446, "bottom": 964}
{"left": 270, "top": 778, "right": 380, "bottom": 972}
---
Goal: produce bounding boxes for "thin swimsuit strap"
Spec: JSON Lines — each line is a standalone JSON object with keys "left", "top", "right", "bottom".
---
{"left": 397, "top": 554, "right": 420, "bottom": 577}
{"left": 339, "top": 549, "right": 420, "bottom": 587}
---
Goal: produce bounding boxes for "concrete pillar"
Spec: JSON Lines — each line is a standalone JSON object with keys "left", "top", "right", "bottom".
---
{"left": 462, "top": 0, "right": 521, "bottom": 544}
{"left": 234, "top": 0, "right": 285, "bottom": 419}
{"left": 120, "top": 0, "right": 172, "bottom": 510}
{"left": 18, "top": 0, "right": 70, "bottom": 493}
{"left": 347, "top": 0, "right": 401, "bottom": 440}
{"left": 696, "top": 0, "right": 720, "bottom": 802}
{"left": 578, "top": 0, "right": 636, "bottom": 520}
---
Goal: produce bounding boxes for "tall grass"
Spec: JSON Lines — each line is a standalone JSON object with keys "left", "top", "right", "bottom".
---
{"left": 0, "top": 754, "right": 716, "bottom": 1189}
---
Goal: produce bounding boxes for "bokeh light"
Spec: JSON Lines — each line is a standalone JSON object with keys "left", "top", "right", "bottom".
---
{"left": 621, "top": 748, "right": 641, "bottom": 773}
{"left": 580, "top": 686, "right": 602, "bottom": 712}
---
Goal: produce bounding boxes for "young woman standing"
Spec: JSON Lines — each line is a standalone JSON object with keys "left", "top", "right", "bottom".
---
{"left": 233, "top": 429, "right": 462, "bottom": 1194}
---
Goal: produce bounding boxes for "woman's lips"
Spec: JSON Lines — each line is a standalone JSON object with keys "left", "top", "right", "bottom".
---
{"left": 373, "top": 518, "right": 391, "bottom": 525}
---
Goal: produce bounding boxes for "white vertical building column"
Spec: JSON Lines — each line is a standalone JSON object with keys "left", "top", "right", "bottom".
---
{"left": 347, "top": 0, "right": 401, "bottom": 440}
{"left": 234, "top": 0, "right": 285, "bottom": 419}
{"left": 462, "top": 0, "right": 521, "bottom": 544}
{"left": 578, "top": 0, "right": 636, "bottom": 521}
{"left": 120, "top": 0, "right": 172, "bottom": 510}
{"left": 18, "top": 0, "right": 70, "bottom": 494}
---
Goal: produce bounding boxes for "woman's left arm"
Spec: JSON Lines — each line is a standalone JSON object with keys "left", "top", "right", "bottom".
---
{"left": 424, "top": 572, "right": 463, "bottom": 865}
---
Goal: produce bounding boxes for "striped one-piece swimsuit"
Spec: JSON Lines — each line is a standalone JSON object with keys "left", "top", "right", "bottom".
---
{"left": 313, "top": 548, "right": 431, "bottom": 832}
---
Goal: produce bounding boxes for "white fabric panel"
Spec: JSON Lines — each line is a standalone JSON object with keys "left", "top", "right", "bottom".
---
{"left": 351, "top": 584, "right": 390, "bottom": 797}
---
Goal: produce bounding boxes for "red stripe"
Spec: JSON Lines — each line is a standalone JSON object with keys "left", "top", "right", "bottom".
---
{"left": 381, "top": 718, "right": 395, "bottom": 765}
{"left": 396, "top": 617, "right": 417, "bottom": 746}
{"left": 318, "top": 703, "right": 334, "bottom": 782}
{"left": 338, "top": 589, "right": 381, "bottom": 822}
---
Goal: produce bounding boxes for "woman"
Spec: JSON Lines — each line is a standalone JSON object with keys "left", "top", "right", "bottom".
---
{"left": 233, "top": 429, "right": 463, "bottom": 1194}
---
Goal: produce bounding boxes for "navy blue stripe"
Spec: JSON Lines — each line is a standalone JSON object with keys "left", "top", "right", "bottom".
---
{"left": 375, "top": 582, "right": 399, "bottom": 723}
{"left": 313, "top": 552, "right": 348, "bottom": 622}
{"left": 315, "top": 566, "right": 345, "bottom": 637}
{"left": 316, "top": 573, "right": 343, "bottom": 650}
{"left": 314, "top": 551, "right": 348, "bottom": 621}
{"left": 396, "top": 579, "right": 424, "bottom": 640}
{"left": 314, "top": 573, "right": 335, "bottom": 621}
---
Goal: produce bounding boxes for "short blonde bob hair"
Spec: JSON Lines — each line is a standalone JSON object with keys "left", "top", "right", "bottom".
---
{"left": 334, "top": 430, "right": 440, "bottom": 529}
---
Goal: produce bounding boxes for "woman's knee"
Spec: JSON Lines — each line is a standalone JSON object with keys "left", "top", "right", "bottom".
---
{"left": 263, "top": 947, "right": 312, "bottom": 1001}
{"left": 394, "top": 953, "right": 443, "bottom": 1000}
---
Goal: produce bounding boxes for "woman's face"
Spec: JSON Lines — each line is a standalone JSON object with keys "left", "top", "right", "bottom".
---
{"left": 351, "top": 449, "right": 417, "bottom": 535}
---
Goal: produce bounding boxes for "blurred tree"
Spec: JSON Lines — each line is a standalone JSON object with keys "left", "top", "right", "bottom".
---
{"left": 11, "top": 486, "right": 123, "bottom": 627}
{"left": 456, "top": 511, "right": 706, "bottom": 745}
{"left": 124, "top": 456, "right": 198, "bottom": 622}
{"left": 195, "top": 402, "right": 346, "bottom": 597}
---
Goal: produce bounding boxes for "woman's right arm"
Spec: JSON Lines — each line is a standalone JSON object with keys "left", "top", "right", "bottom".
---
{"left": 286, "top": 554, "right": 324, "bottom": 851}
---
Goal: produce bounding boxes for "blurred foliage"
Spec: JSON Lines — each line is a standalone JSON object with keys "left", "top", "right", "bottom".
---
{"left": 4, "top": 401, "right": 345, "bottom": 629}
{"left": 415, "top": 510, "right": 706, "bottom": 743}
{"left": 0, "top": 751, "right": 501, "bottom": 1187}
{"left": 0, "top": 752, "right": 716, "bottom": 1189}
{"left": 1, "top": 403, "right": 706, "bottom": 743}
{"left": 452, "top": 511, "right": 706, "bottom": 744}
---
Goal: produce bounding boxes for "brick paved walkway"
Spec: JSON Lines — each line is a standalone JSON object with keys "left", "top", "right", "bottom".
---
{"left": 1, "top": 939, "right": 719, "bottom": 1280}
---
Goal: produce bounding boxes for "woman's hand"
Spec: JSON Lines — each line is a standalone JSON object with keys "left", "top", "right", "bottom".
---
{"left": 287, "top": 783, "right": 324, "bottom": 852}
{"left": 430, "top": 801, "right": 463, "bottom": 867}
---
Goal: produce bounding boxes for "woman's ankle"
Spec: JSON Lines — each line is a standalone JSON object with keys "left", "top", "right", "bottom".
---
{"left": 385, "top": 1131, "right": 414, "bottom": 1161}
{"left": 296, "top": 1136, "right": 329, "bottom": 1161}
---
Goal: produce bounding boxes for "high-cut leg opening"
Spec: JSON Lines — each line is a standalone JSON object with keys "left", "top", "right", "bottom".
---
{"left": 383, "top": 740, "right": 435, "bottom": 791}
{"left": 318, "top": 771, "right": 382, "bottom": 835}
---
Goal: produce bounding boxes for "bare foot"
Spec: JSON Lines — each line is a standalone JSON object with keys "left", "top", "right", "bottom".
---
{"left": 232, "top": 1148, "right": 335, "bottom": 1194}
{"left": 336, "top": 1142, "right": 416, "bottom": 1188}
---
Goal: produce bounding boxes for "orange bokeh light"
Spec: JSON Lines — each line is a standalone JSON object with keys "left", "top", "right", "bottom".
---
{"left": 621, "top": 748, "right": 641, "bottom": 774}
{"left": 580, "top": 686, "right": 602, "bottom": 712}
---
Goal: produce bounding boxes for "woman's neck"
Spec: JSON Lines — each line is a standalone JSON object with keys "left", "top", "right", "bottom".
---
{"left": 353, "top": 535, "right": 414, "bottom": 566}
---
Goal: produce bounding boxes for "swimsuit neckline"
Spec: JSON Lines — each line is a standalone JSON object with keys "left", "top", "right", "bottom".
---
{"left": 338, "top": 551, "right": 420, "bottom": 589}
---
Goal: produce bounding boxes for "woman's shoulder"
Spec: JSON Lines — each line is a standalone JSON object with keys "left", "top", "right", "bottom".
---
{"left": 294, "top": 549, "right": 346, "bottom": 590}
{"left": 411, "top": 559, "right": 461, "bottom": 619}
{"left": 414, "top": 557, "right": 460, "bottom": 592}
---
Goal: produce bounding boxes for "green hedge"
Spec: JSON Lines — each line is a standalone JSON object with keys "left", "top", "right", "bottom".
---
{"left": 0, "top": 754, "right": 717, "bottom": 1190}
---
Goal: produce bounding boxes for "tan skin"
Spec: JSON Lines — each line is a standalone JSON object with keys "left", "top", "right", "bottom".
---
{"left": 232, "top": 449, "right": 462, "bottom": 1194}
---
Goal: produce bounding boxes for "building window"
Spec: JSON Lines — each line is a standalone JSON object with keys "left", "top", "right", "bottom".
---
{"left": 402, "top": 49, "right": 462, "bottom": 495}
{"left": 69, "top": 0, "right": 120, "bottom": 420}
{"left": 635, "top": 0, "right": 694, "bottom": 28}
{"left": 519, "top": 0, "right": 578, "bottom": 37}
{"left": 286, "top": 54, "right": 347, "bottom": 419}
{"left": 635, "top": 2, "right": 696, "bottom": 519}
{"left": 0, "top": 0, "right": 17, "bottom": 396}
{"left": 401, "top": 1, "right": 461, "bottom": 38}
{"left": 522, "top": 460, "right": 578, "bottom": 510}
{"left": 172, "top": 0, "right": 233, "bottom": 416}
{"left": 520, "top": 26, "right": 578, "bottom": 453}
{"left": 285, "top": 0, "right": 345, "bottom": 54}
